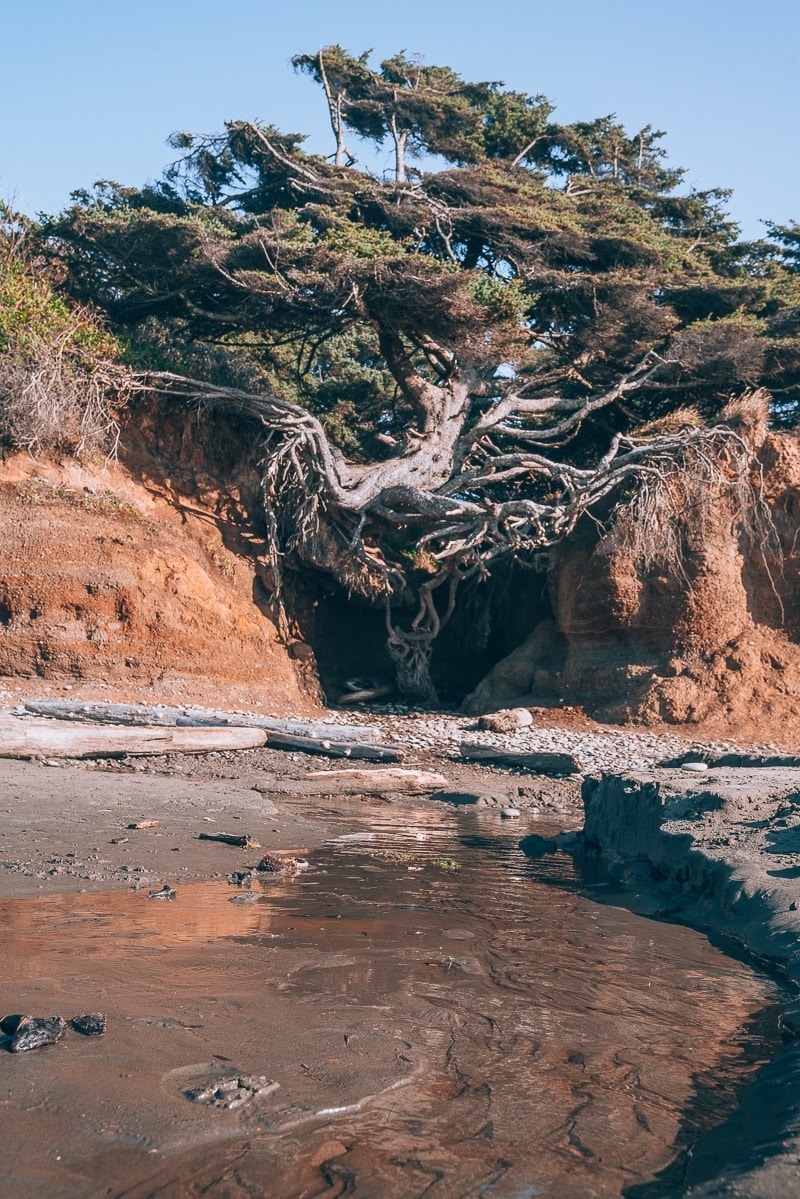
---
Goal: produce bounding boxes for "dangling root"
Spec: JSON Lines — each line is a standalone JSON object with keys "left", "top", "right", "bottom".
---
{"left": 384, "top": 570, "right": 463, "bottom": 705}
{"left": 386, "top": 630, "right": 439, "bottom": 707}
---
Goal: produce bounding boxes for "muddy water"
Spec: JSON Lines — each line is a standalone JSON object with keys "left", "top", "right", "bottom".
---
{"left": 0, "top": 798, "right": 784, "bottom": 1199}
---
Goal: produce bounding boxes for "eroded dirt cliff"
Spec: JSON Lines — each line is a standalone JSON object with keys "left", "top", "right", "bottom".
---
{"left": 465, "top": 430, "right": 800, "bottom": 739}
{"left": 0, "top": 422, "right": 318, "bottom": 714}
{"left": 3, "top": 394, "right": 800, "bottom": 740}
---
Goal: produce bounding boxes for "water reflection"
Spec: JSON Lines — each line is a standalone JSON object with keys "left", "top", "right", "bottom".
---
{"left": 0, "top": 800, "right": 784, "bottom": 1199}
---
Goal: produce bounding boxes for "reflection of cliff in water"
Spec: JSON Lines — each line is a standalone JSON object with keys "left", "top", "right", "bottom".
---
{"left": 0, "top": 799, "right": 784, "bottom": 1198}
{"left": 4, "top": 877, "right": 294, "bottom": 973}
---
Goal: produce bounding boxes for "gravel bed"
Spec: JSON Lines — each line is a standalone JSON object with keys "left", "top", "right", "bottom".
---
{"left": 3, "top": 690, "right": 786, "bottom": 778}
{"left": 319, "top": 706, "right": 784, "bottom": 775}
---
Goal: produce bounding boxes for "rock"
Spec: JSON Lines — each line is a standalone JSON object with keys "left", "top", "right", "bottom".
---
{"left": 430, "top": 791, "right": 484, "bottom": 806}
{"left": 500, "top": 807, "right": 521, "bottom": 818}
{"left": 553, "top": 831, "right": 582, "bottom": 852}
{"left": 462, "top": 620, "right": 566, "bottom": 714}
{"left": 229, "top": 870, "right": 254, "bottom": 886}
{"left": 478, "top": 708, "right": 534, "bottom": 733}
{"left": 10, "top": 1016, "right": 67, "bottom": 1052}
{"left": 519, "top": 834, "right": 559, "bottom": 858}
{"left": 186, "top": 1074, "right": 279, "bottom": 1109}
{"left": 71, "top": 1013, "right": 106, "bottom": 1036}
{"left": 680, "top": 761, "right": 709, "bottom": 772}
{"left": 147, "top": 884, "right": 176, "bottom": 900}
{"left": 255, "top": 854, "right": 308, "bottom": 874}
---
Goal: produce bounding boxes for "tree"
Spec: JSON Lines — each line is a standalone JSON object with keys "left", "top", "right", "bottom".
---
{"left": 294, "top": 46, "right": 500, "bottom": 181}
{"left": 42, "top": 50, "right": 800, "bottom": 701}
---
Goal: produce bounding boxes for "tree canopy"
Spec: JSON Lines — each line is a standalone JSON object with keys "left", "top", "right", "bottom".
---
{"left": 39, "top": 47, "right": 800, "bottom": 700}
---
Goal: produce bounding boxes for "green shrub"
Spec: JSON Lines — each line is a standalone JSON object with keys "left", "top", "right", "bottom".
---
{"left": 0, "top": 208, "right": 131, "bottom": 456}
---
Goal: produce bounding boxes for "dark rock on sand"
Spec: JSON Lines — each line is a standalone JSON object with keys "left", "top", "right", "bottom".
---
{"left": 10, "top": 1016, "right": 67, "bottom": 1052}
{"left": 71, "top": 1013, "right": 106, "bottom": 1036}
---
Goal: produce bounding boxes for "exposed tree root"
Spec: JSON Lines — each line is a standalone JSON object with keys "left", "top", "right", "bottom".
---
{"left": 142, "top": 370, "right": 774, "bottom": 702}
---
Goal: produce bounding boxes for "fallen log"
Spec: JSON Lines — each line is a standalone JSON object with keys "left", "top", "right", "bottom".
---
{"left": 262, "top": 731, "right": 402, "bottom": 761}
{"left": 23, "top": 700, "right": 379, "bottom": 743}
{"left": 178, "top": 715, "right": 382, "bottom": 743}
{"left": 198, "top": 832, "right": 261, "bottom": 849}
{"left": 0, "top": 717, "right": 266, "bottom": 759}
{"left": 337, "top": 686, "right": 393, "bottom": 705}
{"left": 302, "top": 767, "right": 448, "bottom": 793}
{"left": 659, "top": 751, "right": 800, "bottom": 769}
{"left": 458, "top": 743, "right": 581, "bottom": 775}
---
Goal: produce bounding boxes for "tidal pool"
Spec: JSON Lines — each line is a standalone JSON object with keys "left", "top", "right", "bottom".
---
{"left": 0, "top": 798, "right": 784, "bottom": 1198}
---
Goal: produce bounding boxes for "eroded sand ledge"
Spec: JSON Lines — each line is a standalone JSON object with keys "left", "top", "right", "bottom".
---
{"left": 581, "top": 769, "right": 800, "bottom": 1198}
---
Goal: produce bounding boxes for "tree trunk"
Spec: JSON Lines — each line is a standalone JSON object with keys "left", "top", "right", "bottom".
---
{"left": 391, "top": 118, "right": 408, "bottom": 183}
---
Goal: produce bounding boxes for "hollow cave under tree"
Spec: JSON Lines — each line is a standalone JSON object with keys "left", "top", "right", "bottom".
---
{"left": 43, "top": 47, "right": 800, "bottom": 702}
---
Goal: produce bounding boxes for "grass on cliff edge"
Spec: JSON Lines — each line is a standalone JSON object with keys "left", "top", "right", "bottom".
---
{"left": 0, "top": 208, "right": 131, "bottom": 458}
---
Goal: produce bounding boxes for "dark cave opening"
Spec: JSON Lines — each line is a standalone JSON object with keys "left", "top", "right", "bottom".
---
{"left": 287, "top": 562, "right": 557, "bottom": 708}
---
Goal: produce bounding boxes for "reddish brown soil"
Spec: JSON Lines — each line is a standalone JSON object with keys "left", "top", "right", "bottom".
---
{"left": 467, "top": 430, "right": 800, "bottom": 745}
{"left": 0, "top": 452, "right": 316, "bottom": 715}
{"left": 3, "top": 416, "right": 800, "bottom": 749}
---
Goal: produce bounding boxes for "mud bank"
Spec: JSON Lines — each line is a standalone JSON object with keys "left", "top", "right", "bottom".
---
{"left": 581, "top": 768, "right": 800, "bottom": 1197}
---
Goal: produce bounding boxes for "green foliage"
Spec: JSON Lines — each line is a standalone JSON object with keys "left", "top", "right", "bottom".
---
{"left": 0, "top": 221, "right": 115, "bottom": 365}
{"left": 478, "top": 88, "right": 555, "bottom": 165}
{"left": 36, "top": 49, "right": 800, "bottom": 443}
{"left": 0, "top": 208, "right": 130, "bottom": 454}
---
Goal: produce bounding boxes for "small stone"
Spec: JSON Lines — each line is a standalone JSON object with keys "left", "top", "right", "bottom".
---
{"left": 680, "top": 762, "right": 708, "bottom": 772}
{"left": 71, "top": 1013, "right": 106, "bottom": 1036}
{"left": 147, "top": 884, "right": 176, "bottom": 900}
{"left": 500, "top": 807, "right": 521, "bottom": 818}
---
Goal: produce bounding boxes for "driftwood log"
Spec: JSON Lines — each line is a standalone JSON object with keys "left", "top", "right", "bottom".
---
{"left": 262, "top": 731, "right": 401, "bottom": 761}
{"left": 23, "top": 701, "right": 379, "bottom": 743}
{"left": 0, "top": 718, "right": 266, "bottom": 759}
{"left": 338, "top": 686, "right": 393, "bottom": 705}
{"left": 303, "top": 767, "right": 449, "bottom": 792}
{"left": 459, "top": 743, "right": 581, "bottom": 775}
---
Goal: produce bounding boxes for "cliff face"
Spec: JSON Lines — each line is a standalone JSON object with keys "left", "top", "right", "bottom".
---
{"left": 0, "top": 399, "right": 318, "bottom": 714}
{"left": 4, "top": 394, "right": 800, "bottom": 736}
{"left": 465, "top": 431, "right": 800, "bottom": 736}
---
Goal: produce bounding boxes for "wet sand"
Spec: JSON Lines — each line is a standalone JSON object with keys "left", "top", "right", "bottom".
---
{"left": 0, "top": 755, "right": 787, "bottom": 1198}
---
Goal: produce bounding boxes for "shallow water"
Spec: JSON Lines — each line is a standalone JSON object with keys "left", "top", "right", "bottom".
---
{"left": 0, "top": 799, "right": 784, "bottom": 1198}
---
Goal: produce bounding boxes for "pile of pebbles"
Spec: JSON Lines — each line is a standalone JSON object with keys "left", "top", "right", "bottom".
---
{"left": 322, "top": 707, "right": 782, "bottom": 776}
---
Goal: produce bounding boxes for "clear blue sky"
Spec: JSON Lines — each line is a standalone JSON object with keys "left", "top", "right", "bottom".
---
{"left": 3, "top": 0, "right": 797, "bottom": 239}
